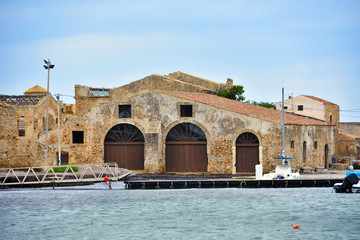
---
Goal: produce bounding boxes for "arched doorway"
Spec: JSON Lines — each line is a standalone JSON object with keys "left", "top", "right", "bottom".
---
{"left": 324, "top": 144, "right": 329, "bottom": 169}
{"left": 236, "top": 132, "right": 259, "bottom": 173}
{"left": 166, "top": 123, "right": 207, "bottom": 172}
{"left": 104, "top": 124, "right": 144, "bottom": 170}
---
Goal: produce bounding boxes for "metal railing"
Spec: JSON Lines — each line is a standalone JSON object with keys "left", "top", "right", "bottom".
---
{"left": 0, "top": 163, "right": 131, "bottom": 187}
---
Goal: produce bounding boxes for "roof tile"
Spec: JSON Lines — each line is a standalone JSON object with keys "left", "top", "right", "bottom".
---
{"left": 161, "top": 91, "right": 333, "bottom": 126}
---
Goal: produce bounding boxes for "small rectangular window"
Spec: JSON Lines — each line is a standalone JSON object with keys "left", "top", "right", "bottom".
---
{"left": 66, "top": 106, "right": 71, "bottom": 113}
{"left": 119, "top": 105, "right": 131, "bottom": 118}
{"left": 18, "top": 118, "right": 25, "bottom": 137}
{"left": 72, "top": 131, "right": 84, "bottom": 144}
{"left": 180, "top": 105, "right": 193, "bottom": 117}
{"left": 298, "top": 105, "right": 304, "bottom": 111}
{"left": 284, "top": 106, "right": 288, "bottom": 110}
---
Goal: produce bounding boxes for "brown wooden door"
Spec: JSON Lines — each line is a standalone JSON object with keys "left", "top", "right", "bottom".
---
{"left": 104, "top": 124, "right": 145, "bottom": 170}
{"left": 236, "top": 132, "right": 259, "bottom": 173}
{"left": 57, "top": 152, "right": 69, "bottom": 165}
{"left": 236, "top": 144, "right": 259, "bottom": 172}
{"left": 105, "top": 143, "right": 144, "bottom": 170}
{"left": 166, "top": 142, "right": 207, "bottom": 172}
{"left": 165, "top": 123, "right": 207, "bottom": 172}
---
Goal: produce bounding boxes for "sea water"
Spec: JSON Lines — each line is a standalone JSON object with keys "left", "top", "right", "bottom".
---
{"left": 0, "top": 186, "right": 359, "bottom": 240}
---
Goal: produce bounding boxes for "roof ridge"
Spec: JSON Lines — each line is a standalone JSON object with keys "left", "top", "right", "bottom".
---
{"left": 301, "top": 95, "right": 336, "bottom": 105}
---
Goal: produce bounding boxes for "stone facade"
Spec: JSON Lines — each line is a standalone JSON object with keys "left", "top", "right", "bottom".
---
{"left": 276, "top": 95, "right": 340, "bottom": 131}
{"left": 340, "top": 122, "right": 360, "bottom": 137}
{"left": 276, "top": 94, "right": 360, "bottom": 166}
{"left": 0, "top": 95, "right": 58, "bottom": 167}
{"left": 1, "top": 72, "right": 336, "bottom": 174}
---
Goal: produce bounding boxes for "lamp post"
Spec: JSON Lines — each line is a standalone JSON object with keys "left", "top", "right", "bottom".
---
{"left": 43, "top": 59, "right": 55, "bottom": 167}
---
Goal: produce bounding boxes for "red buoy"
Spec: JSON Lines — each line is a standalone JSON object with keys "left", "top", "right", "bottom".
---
{"left": 104, "top": 175, "right": 109, "bottom": 183}
{"left": 291, "top": 225, "right": 300, "bottom": 229}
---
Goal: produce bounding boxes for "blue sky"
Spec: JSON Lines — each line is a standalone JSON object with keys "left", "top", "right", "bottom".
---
{"left": 1, "top": 0, "right": 359, "bottom": 121}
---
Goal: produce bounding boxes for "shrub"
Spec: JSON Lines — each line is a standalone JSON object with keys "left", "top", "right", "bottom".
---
{"left": 51, "top": 164, "right": 79, "bottom": 173}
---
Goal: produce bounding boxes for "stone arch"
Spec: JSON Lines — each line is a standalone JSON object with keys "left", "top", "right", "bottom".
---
{"left": 101, "top": 120, "right": 147, "bottom": 146}
{"left": 231, "top": 130, "right": 262, "bottom": 174}
{"left": 104, "top": 123, "right": 145, "bottom": 170}
{"left": 165, "top": 122, "right": 208, "bottom": 172}
{"left": 163, "top": 119, "right": 210, "bottom": 143}
{"left": 235, "top": 132, "right": 260, "bottom": 173}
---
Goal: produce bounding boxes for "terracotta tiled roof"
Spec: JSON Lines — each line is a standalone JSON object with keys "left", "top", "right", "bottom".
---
{"left": 161, "top": 91, "right": 333, "bottom": 126}
{"left": 302, "top": 95, "right": 335, "bottom": 105}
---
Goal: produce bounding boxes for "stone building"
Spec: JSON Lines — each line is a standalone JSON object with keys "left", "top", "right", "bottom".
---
{"left": 276, "top": 94, "right": 359, "bottom": 167}
{"left": 0, "top": 85, "right": 58, "bottom": 167}
{"left": 1, "top": 72, "right": 336, "bottom": 174}
{"left": 275, "top": 95, "right": 340, "bottom": 130}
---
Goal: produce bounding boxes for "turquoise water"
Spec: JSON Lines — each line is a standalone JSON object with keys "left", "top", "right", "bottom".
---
{"left": 1, "top": 187, "right": 359, "bottom": 240}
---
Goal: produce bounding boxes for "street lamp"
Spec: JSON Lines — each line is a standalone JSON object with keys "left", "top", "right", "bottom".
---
{"left": 44, "top": 59, "right": 54, "bottom": 167}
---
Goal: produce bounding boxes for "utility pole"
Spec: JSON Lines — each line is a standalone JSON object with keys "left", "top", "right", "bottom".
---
{"left": 43, "top": 59, "right": 55, "bottom": 167}
{"left": 56, "top": 94, "right": 61, "bottom": 166}
{"left": 282, "top": 87, "right": 285, "bottom": 164}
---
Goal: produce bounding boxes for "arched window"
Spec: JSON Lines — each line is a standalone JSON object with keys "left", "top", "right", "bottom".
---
{"left": 314, "top": 141, "right": 318, "bottom": 149}
{"left": 105, "top": 124, "right": 144, "bottom": 143}
{"left": 330, "top": 115, "right": 333, "bottom": 123}
{"left": 104, "top": 124, "right": 144, "bottom": 170}
{"left": 166, "top": 123, "right": 206, "bottom": 142}
{"left": 303, "top": 141, "right": 307, "bottom": 163}
{"left": 291, "top": 141, "right": 294, "bottom": 149}
{"left": 236, "top": 132, "right": 259, "bottom": 144}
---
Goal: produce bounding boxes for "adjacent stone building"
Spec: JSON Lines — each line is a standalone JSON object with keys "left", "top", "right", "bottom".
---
{"left": 1, "top": 72, "right": 336, "bottom": 174}
{"left": 277, "top": 94, "right": 359, "bottom": 167}
{"left": 0, "top": 85, "right": 58, "bottom": 167}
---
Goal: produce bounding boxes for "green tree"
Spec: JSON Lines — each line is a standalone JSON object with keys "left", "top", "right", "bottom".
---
{"left": 247, "top": 100, "right": 276, "bottom": 109}
{"left": 216, "top": 85, "right": 245, "bottom": 101}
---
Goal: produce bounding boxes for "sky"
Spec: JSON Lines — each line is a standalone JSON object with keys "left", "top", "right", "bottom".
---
{"left": 1, "top": 0, "right": 359, "bottom": 122}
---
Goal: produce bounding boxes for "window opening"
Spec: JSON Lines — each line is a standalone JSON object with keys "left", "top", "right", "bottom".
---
{"left": 180, "top": 105, "right": 193, "bottom": 117}
{"left": 72, "top": 131, "right": 84, "bottom": 144}
{"left": 303, "top": 141, "right": 307, "bottom": 163}
{"left": 18, "top": 118, "right": 25, "bottom": 137}
{"left": 298, "top": 105, "right": 304, "bottom": 111}
{"left": 166, "top": 123, "right": 206, "bottom": 142}
{"left": 119, "top": 105, "right": 131, "bottom": 118}
{"left": 236, "top": 132, "right": 259, "bottom": 144}
{"left": 105, "top": 124, "right": 144, "bottom": 143}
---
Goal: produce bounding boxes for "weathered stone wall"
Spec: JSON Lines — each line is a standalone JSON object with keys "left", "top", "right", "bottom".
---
{"left": 70, "top": 92, "right": 335, "bottom": 174}
{"left": 1, "top": 89, "right": 336, "bottom": 174}
{"left": 0, "top": 97, "right": 58, "bottom": 167}
{"left": 110, "top": 74, "right": 209, "bottom": 102}
{"left": 166, "top": 71, "right": 226, "bottom": 92}
{"left": 325, "top": 104, "right": 340, "bottom": 131}
{"left": 75, "top": 96, "right": 110, "bottom": 115}
{"left": 340, "top": 122, "right": 360, "bottom": 137}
